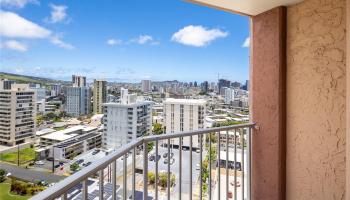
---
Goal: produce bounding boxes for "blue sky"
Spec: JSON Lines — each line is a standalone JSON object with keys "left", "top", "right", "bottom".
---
{"left": 0, "top": 0, "right": 250, "bottom": 83}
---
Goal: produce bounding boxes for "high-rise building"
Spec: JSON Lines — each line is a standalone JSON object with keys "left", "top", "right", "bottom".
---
{"left": 244, "top": 80, "right": 249, "bottom": 91}
{"left": 93, "top": 79, "right": 107, "bottom": 114}
{"left": 224, "top": 88, "right": 235, "bottom": 104}
{"left": 72, "top": 75, "right": 86, "bottom": 87}
{"left": 0, "top": 84, "right": 36, "bottom": 146}
{"left": 103, "top": 89, "right": 152, "bottom": 149}
{"left": 194, "top": 81, "right": 198, "bottom": 87}
{"left": 201, "top": 81, "right": 209, "bottom": 93}
{"left": 0, "top": 79, "right": 15, "bottom": 90}
{"left": 218, "top": 79, "right": 231, "bottom": 94}
{"left": 141, "top": 80, "right": 152, "bottom": 93}
{"left": 231, "top": 81, "right": 241, "bottom": 88}
{"left": 51, "top": 84, "right": 62, "bottom": 96}
{"left": 164, "top": 98, "right": 206, "bottom": 148}
{"left": 65, "top": 86, "right": 91, "bottom": 116}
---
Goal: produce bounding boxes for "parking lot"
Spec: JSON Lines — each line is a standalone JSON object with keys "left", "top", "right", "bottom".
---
{"left": 144, "top": 145, "right": 206, "bottom": 199}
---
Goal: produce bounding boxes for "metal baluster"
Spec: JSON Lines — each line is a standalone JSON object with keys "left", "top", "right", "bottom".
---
{"left": 179, "top": 137, "right": 182, "bottom": 200}
{"left": 132, "top": 148, "right": 136, "bottom": 200}
{"left": 189, "top": 136, "right": 193, "bottom": 200}
{"left": 112, "top": 161, "right": 116, "bottom": 200}
{"left": 143, "top": 142, "right": 148, "bottom": 200}
{"left": 155, "top": 140, "right": 159, "bottom": 200}
{"left": 61, "top": 193, "right": 67, "bottom": 200}
{"left": 241, "top": 129, "right": 245, "bottom": 200}
{"left": 234, "top": 129, "right": 237, "bottom": 200}
{"left": 123, "top": 154, "right": 127, "bottom": 200}
{"left": 217, "top": 132, "right": 221, "bottom": 200}
{"left": 226, "top": 130, "right": 229, "bottom": 200}
{"left": 82, "top": 179, "right": 88, "bottom": 200}
{"left": 99, "top": 169, "right": 104, "bottom": 200}
{"left": 199, "top": 134, "right": 203, "bottom": 200}
{"left": 209, "top": 133, "right": 212, "bottom": 200}
{"left": 167, "top": 139, "right": 171, "bottom": 200}
{"left": 247, "top": 127, "right": 252, "bottom": 200}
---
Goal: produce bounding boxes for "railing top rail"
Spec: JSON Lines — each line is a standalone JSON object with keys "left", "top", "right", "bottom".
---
{"left": 30, "top": 123, "right": 255, "bottom": 200}
{"left": 143, "top": 122, "right": 255, "bottom": 142}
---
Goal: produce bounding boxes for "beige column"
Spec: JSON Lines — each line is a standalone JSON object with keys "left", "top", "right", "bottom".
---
{"left": 250, "top": 6, "right": 287, "bottom": 200}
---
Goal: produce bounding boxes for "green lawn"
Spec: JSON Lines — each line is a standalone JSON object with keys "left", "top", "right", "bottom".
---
{"left": 0, "top": 183, "right": 31, "bottom": 200}
{"left": 0, "top": 148, "right": 36, "bottom": 165}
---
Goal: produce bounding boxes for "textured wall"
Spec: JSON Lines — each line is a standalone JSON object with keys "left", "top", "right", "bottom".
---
{"left": 251, "top": 7, "right": 286, "bottom": 200}
{"left": 347, "top": 0, "right": 350, "bottom": 198}
{"left": 286, "top": 0, "right": 346, "bottom": 199}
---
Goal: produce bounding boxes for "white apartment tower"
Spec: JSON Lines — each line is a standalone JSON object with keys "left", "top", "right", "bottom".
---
{"left": 224, "top": 88, "right": 235, "bottom": 104}
{"left": 164, "top": 98, "right": 206, "bottom": 148}
{"left": 93, "top": 79, "right": 107, "bottom": 114}
{"left": 0, "top": 84, "right": 36, "bottom": 146}
{"left": 103, "top": 89, "right": 152, "bottom": 149}
{"left": 65, "top": 86, "right": 91, "bottom": 116}
{"left": 141, "top": 80, "right": 151, "bottom": 93}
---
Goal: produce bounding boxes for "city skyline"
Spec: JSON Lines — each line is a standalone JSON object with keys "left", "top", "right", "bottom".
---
{"left": 0, "top": 0, "right": 250, "bottom": 83}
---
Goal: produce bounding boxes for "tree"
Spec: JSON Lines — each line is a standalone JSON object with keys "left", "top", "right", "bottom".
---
{"left": 153, "top": 123, "right": 164, "bottom": 135}
{"left": 0, "top": 168, "right": 6, "bottom": 182}
{"left": 147, "top": 142, "right": 154, "bottom": 152}
{"left": 147, "top": 172, "right": 155, "bottom": 184}
{"left": 158, "top": 172, "right": 176, "bottom": 188}
{"left": 70, "top": 163, "right": 80, "bottom": 172}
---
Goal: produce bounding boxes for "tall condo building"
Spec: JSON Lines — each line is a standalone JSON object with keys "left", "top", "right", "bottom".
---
{"left": 0, "top": 84, "right": 36, "bottom": 146}
{"left": 103, "top": 89, "right": 152, "bottom": 149}
{"left": 141, "top": 80, "right": 152, "bottom": 93}
{"left": 0, "top": 79, "right": 15, "bottom": 90}
{"left": 72, "top": 75, "right": 86, "bottom": 87}
{"left": 218, "top": 79, "right": 231, "bottom": 95}
{"left": 93, "top": 79, "right": 107, "bottom": 114}
{"left": 65, "top": 86, "right": 91, "bottom": 117}
{"left": 224, "top": 88, "right": 235, "bottom": 104}
{"left": 51, "top": 84, "right": 62, "bottom": 96}
{"left": 164, "top": 98, "right": 206, "bottom": 148}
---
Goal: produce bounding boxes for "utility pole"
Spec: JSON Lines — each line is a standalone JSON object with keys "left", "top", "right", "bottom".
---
{"left": 52, "top": 146, "right": 55, "bottom": 173}
{"left": 17, "top": 144, "right": 20, "bottom": 166}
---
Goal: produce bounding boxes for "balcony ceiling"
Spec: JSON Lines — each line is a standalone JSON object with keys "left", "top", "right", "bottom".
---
{"left": 186, "top": 0, "right": 303, "bottom": 16}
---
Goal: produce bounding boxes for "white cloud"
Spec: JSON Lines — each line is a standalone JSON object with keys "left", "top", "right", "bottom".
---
{"left": 50, "top": 35, "right": 74, "bottom": 50}
{"left": 0, "top": 11, "right": 51, "bottom": 38}
{"left": 0, "top": 11, "right": 74, "bottom": 50}
{"left": 171, "top": 25, "right": 228, "bottom": 47}
{"left": 131, "top": 35, "right": 158, "bottom": 45}
{"left": 46, "top": 4, "right": 68, "bottom": 24}
{"left": 107, "top": 39, "right": 122, "bottom": 46}
{"left": 0, "top": 40, "right": 28, "bottom": 52}
{"left": 242, "top": 37, "right": 250, "bottom": 47}
{"left": 0, "top": 0, "right": 38, "bottom": 9}
{"left": 137, "top": 35, "right": 153, "bottom": 44}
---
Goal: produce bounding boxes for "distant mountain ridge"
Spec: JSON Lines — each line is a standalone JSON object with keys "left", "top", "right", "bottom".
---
{"left": 0, "top": 72, "right": 69, "bottom": 86}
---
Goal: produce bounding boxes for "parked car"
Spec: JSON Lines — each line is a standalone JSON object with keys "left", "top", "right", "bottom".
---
{"left": 164, "top": 158, "right": 175, "bottom": 165}
{"left": 76, "top": 159, "right": 84, "bottom": 164}
{"left": 163, "top": 153, "right": 168, "bottom": 158}
{"left": 83, "top": 162, "right": 92, "bottom": 167}
{"left": 149, "top": 155, "right": 155, "bottom": 161}
{"left": 92, "top": 149, "right": 100, "bottom": 155}
{"left": 47, "top": 157, "right": 54, "bottom": 161}
{"left": 35, "top": 160, "right": 45, "bottom": 165}
{"left": 196, "top": 164, "right": 201, "bottom": 170}
{"left": 196, "top": 149, "right": 201, "bottom": 153}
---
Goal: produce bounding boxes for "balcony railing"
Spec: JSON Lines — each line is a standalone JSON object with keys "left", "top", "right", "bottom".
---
{"left": 30, "top": 123, "right": 254, "bottom": 200}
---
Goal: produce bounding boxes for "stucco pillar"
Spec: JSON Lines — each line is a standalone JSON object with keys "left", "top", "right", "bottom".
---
{"left": 250, "top": 6, "right": 286, "bottom": 200}
{"left": 347, "top": 0, "right": 350, "bottom": 199}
